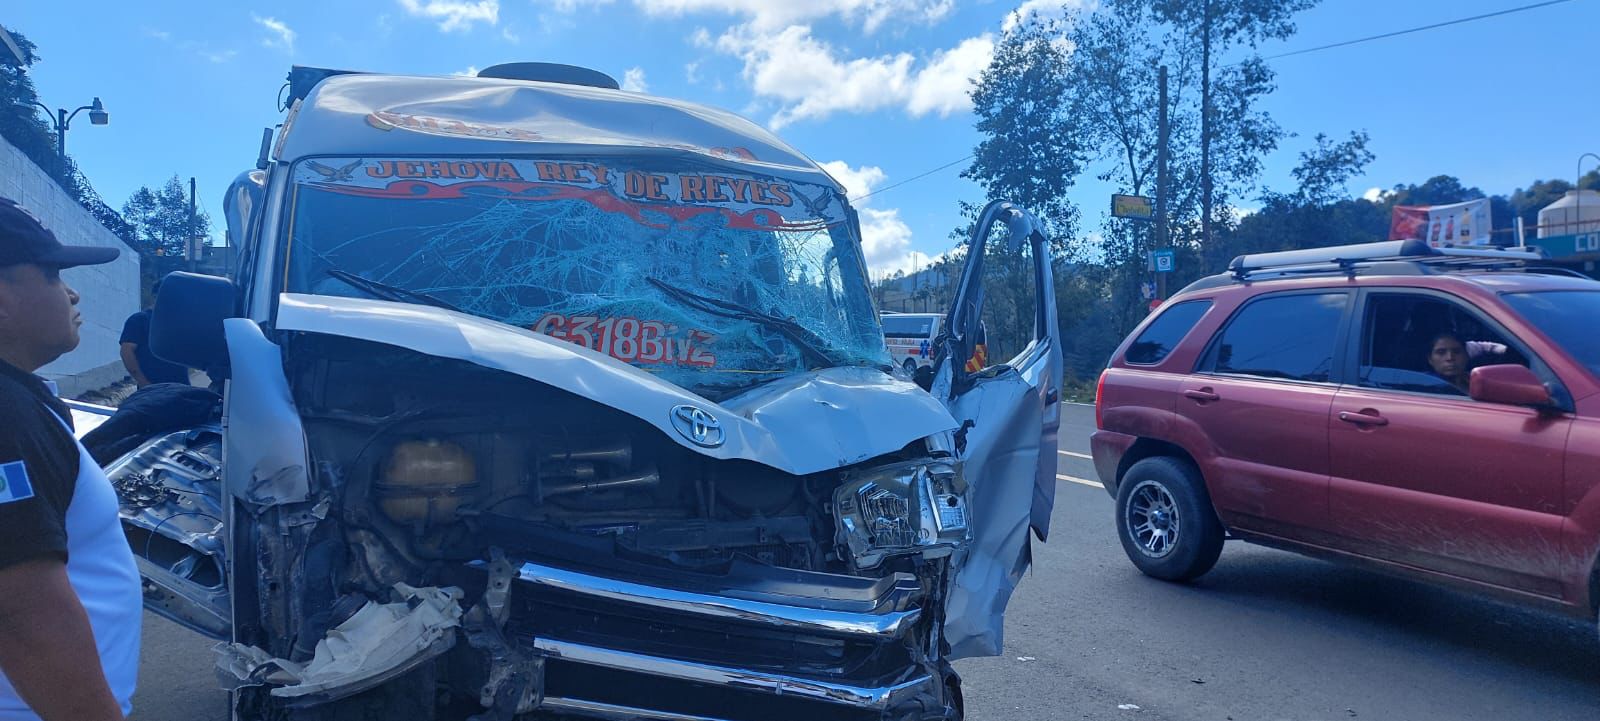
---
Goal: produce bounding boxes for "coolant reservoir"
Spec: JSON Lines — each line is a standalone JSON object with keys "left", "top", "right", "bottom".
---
{"left": 377, "top": 439, "right": 478, "bottom": 529}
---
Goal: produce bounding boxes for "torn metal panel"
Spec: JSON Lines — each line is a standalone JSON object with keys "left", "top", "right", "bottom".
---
{"left": 215, "top": 584, "right": 464, "bottom": 704}
{"left": 106, "top": 428, "right": 230, "bottom": 638}
{"left": 275, "top": 294, "right": 957, "bottom": 476}
{"left": 940, "top": 369, "right": 1048, "bottom": 659}
{"left": 223, "top": 318, "right": 310, "bottom": 505}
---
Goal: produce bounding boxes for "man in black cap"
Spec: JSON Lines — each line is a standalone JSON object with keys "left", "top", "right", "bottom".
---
{"left": 0, "top": 196, "right": 141, "bottom": 720}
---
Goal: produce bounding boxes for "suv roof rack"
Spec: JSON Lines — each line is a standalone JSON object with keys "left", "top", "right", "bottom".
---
{"left": 1178, "top": 241, "right": 1552, "bottom": 294}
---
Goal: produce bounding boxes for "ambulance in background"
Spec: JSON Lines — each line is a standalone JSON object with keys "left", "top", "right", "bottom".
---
{"left": 881, "top": 311, "right": 943, "bottom": 374}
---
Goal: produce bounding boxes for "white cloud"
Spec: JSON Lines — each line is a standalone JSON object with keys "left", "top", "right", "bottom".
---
{"left": 1004, "top": 0, "right": 1095, "bottom": 33}
{"left": 142, "top": 27, "right": 172, "bottom": 41}
{"left": 635, "top": 0, "right": 953, "bottom": 33}
{"left": 685, "top": 61, "right": 701, "bottom": 84}
{"left": 690, "top": 27, "right": 714, "bottom": 47}
{"left": 818, "top": 160, "right": 887, "bottom": 204}
{"left": 201, "top": 49, "right": 238, "bottom": 63}
{"left": 501, "top": 26, "right": 522, "bottom": 42}
{"left": 820, "top": 160, "right": 918, "bottom": 275}
{"left": 252, "top": 15, "right": 297, "bottom": 52}
{"left": 860, "top": 207, "right": 917, "bottom": 275}
{"left": 716, "top": 25, "right": 993, "bottom": 128}
{"left": 622, "top": 67, "right": 649, "bottom": 92}
{"left": 907, "top": 34, "right": 993, "bottom": 117}
{"left": 1362, "top": 186, "right": 1387, "bottom": 202}
{"left": 453, "top": 65, "right": 482, "bottom": 77}
{"left": 397, "top": 0, "right": 500, "bottom": 31}
{"left": 541, "top": 0, "right": 616, "bottom": 11}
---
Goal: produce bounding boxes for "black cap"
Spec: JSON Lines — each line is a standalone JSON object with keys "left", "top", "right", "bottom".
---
{"left": 0, "top": 196, "right": 120, "bottom": 269}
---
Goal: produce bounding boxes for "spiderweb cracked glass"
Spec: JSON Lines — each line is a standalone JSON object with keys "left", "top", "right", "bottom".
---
{"left": 290, "top": 190, "right": 888, "bottom": 391}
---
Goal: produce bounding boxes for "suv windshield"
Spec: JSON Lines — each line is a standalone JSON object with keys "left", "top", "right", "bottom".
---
{"left": 282, "top": 157, "right": 889, "bottom": 395}
{"left": 1503, "top": 290, "right": 1600, "bottom": 380}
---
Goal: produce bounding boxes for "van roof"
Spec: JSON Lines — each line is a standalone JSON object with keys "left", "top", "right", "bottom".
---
{"left": 275, "top": 72, "right": 843, "bottom": 191}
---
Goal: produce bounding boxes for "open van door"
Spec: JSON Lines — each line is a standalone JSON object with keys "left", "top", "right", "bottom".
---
{"left": 935, "top": 200, "right": 1062, "bottom": 659}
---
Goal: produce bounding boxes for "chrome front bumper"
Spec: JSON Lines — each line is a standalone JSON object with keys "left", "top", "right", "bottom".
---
{"left": 508, "top": 560, "right": 942, "bottom": 720}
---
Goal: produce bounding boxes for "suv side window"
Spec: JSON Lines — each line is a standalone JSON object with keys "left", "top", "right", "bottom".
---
{"left": 1358, "top": 292, "right": 1531, "bottom": 397}
{"left": 1126, "top": 300, "right": 1212, "bottom": 365}
{"left": 1202, "top": 292, "right": 1348, "bottom": 382}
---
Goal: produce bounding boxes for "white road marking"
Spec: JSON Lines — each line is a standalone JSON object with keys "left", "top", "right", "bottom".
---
{"left": 1057, "top": 450, "right": 1092, "bottom": 460}
{"left": 1056, "top": 473, "right": 1104, "bottom": 489}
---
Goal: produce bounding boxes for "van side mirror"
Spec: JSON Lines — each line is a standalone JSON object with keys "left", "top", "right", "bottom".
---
{"left": 150, "top": 272, "right": 238, "bottom": 372}
{"left": 1468, "top": 364, "right": 1551, "bottom": 407}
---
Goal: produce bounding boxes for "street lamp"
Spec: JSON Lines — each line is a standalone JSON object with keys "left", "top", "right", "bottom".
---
{"left": 28, "top": 96, "right": 109, "bottom": 167}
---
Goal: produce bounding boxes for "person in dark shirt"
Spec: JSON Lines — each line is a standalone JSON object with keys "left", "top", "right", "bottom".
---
{"left": 118, "top": 280, "right": 188, "bottom": 387}
{"left": 0, "top": 196, "right": 142, "bottom": 720}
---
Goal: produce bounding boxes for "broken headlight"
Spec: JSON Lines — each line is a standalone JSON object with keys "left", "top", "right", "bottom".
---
{"left": 833, "top": 460, "right": 970, "bottom": 570}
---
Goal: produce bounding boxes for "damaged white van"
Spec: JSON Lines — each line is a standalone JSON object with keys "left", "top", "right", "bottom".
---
{"left": 96, "top": 63, "right": 1062, "bottom": 720}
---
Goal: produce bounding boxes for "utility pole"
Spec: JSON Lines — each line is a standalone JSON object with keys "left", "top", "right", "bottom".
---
{"left": 188, "top": 177, "right": 198, "bottom": 273}
{"left": 1156, "top": 64, "right": 1170, "bottom": 301}
{"left": 1199, "top": 0, "right": 1214, "bottom": 257}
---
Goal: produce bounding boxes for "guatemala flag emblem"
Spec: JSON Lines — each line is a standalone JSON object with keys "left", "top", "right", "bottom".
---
{"left": 0, "top": 461, "right": 36, "bottom": 504}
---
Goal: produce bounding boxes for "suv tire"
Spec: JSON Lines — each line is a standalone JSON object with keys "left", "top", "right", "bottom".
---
{"left": 1115, "top": 457, "right": 1224, "bottom": 581}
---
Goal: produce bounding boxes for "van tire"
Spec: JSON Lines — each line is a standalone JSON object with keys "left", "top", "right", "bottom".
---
{"left": 903, "top": 358, "right": 919, "bottom": 375}
{"left": 1114, "top": 456, "right": 1224, "bottom": 582}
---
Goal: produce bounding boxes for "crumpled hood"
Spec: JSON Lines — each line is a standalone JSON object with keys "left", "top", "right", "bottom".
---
{"left": 275, "top": 294, "right": 957, "bottom": 476}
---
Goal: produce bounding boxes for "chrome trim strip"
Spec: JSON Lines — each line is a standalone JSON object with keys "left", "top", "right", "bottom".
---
{"left": 541, "top": 697, "right": 732, "bottom": 721}
{"left": 512, "top": 560, "right": 920, "bottom": 639}
{"left": 536, "top": 638, "right": 931, "bottom": 709}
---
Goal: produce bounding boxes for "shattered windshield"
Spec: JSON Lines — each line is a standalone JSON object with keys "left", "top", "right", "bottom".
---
{"left": 282, "top": 157, "right": 889, "bottom": 394}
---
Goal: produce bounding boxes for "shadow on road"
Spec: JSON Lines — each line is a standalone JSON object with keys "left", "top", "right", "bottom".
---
{"left": 1171, "top": 549, "right": 1600, "bottom": 686}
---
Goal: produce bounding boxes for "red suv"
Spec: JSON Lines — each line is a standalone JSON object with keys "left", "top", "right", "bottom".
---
{"left": 1091, "top": 240, "right": 1600, "bottom": 630}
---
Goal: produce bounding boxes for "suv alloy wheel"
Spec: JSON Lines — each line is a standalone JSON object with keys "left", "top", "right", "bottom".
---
{"left": 1114, "top": 457, "right": 1225, "bottom": 581}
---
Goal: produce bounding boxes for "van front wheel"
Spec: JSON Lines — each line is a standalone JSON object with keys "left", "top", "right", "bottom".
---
{"left": 1114, "top": 457, "right": 1224, "bottom": 581}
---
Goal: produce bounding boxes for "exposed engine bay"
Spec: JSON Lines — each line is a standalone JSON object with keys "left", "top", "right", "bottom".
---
{"left": 184, "top": 333, "right": 972, "bottom": 719}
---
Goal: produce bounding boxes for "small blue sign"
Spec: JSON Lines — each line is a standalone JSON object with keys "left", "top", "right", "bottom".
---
{"left": 1152, "top": 249, "right": 1176, "bottom": 273}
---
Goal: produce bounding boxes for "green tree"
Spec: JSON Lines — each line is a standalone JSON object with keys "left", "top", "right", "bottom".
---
{"left": 0, "top": 25, "right": 135, "bottom": 246}
{"left": 1139, "top": 0, "right": 1317, "bottom": 249}
{"left": 1288, "top": 131, "right": 1374, "bottom": 208}
{"left": 965, "top": 19, "right": 1084, "bottom": 252}
{"left": 0, "top": 28, "right": 55, "bottom": 169}
{"left": 122, "top": 176, "right": 210, "bottom": 259}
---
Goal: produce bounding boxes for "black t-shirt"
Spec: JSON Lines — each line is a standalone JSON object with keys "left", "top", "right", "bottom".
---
{"left": 120, "top": 310, "right": 189, "bottom": 385}
{"left": 0, "top": 359, "right": 78, "bottom": 569}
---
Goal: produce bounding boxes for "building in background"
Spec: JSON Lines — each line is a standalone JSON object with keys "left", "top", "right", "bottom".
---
{"left": 1527, "top": 190, "right": 1600, "bottom": 278}
{"left": 0, "top": 133, "right": 138, "bottom": 395}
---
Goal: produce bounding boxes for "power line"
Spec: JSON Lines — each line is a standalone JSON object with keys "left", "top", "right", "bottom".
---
{"left": 851, "top": 154, "right": 973, "bottom": 202}
{"left": 852, "top": 0, "right": 1579, "bottom": 202}
{"left": 1263, "top": 0, "right": 1577, "bottom": 61}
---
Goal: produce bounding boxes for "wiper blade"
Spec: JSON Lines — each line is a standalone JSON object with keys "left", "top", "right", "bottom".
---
{"left": 645, "top": 277, "right": 839, "bottom": 369}
{"left": 326, "top": 269, "right": 465, "bottom": 314}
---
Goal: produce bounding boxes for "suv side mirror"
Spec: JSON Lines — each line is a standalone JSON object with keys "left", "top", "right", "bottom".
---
{"left": 150, "top": 271, "right": 238, "bottom": 372}
{"left": 1468, "top": 364, "right": 1551, "bottom": 407}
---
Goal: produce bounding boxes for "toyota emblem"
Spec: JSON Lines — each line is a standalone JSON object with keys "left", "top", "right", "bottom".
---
{"left": 670, "top": 404, "right": 725, "bottom": 448}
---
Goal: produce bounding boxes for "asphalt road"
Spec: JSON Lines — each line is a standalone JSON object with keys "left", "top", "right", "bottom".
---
{"left": 129, "top": 403, "right": 1600, "bottom": 720}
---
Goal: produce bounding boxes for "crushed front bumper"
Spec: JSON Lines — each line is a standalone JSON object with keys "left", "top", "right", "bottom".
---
{"left": 502, "top": 560, "right": 951, "bottom": 721}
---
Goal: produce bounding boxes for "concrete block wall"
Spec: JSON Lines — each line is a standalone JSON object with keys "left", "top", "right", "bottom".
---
{"left": 0, "top": 136, "right": 139, "bottom": 396}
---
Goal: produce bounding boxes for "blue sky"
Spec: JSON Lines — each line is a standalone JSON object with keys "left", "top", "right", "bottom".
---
{"left": 7, "top": 0, "right": 1598, "bottom": 277}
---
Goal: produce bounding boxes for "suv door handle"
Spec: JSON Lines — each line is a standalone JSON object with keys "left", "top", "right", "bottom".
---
{"left": 1183, "top": 389, "right": 1220, "bottom": 402}
{"left": 1338, "top": 411, "right": 1389, "bottom": 426}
